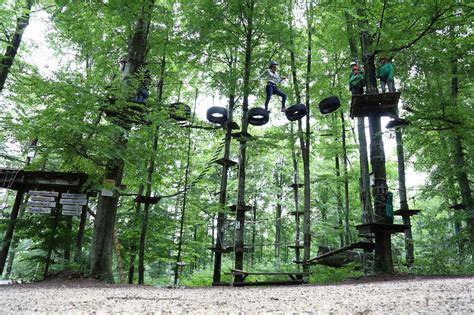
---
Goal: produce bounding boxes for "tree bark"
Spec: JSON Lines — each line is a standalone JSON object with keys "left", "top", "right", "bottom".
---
{"left": 234, "top": 0, "right": 254, "bottom": 283}
{"left": 113, "top": 227, "right": 125, "bottom": 284}
{"left": 394, "top": 121, "right": 415, "bottom": 265}
{"left": 449, "top": 56, "right": 474, "bottom": 254}
{"left": 89, "top": 1, "right": 153, "bottom": 283}
{"left": 0, "top": 190, "right": 24, "bottom": 275}
{"left": 212, "top": 55, "right": 236, "bottom": 284}
{"left": 288, "top": 0, "right": 302, "bottom": 264}
{"left": 360, "top": 30, "right": 393, "bottom": 273}
{"left": 0, "top": 0, "right": 32, "bottom": 92}
{"left": 64, "top": 217, "right": 73, "bottom": 262}
{"left": 274, "top": 171, "right": 283, "bottom": 269}
{"left": 345, "top": 9, "right": 373, "bottom": 223}
{"left": 44, "top": 207, "right": 61, "bottom": 280}
{"left": 302, "top": 0, "right": 314, "bottom": 272}
{"left": 74, "top": 206, "right": 88, "bottom": 262}
{"left": 341, "top": 112, "right": 351, "bottom": 245}
{"left": 128, "top": 184, "right": 144, "bottom": 284}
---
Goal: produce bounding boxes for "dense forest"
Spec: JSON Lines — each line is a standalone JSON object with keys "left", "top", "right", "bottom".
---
{"left": 0, "top": 0, "right": 472, "bottom": 286}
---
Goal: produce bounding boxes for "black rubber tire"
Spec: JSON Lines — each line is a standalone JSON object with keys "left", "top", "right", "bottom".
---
{"left": 247, "top": 107, "right": 269, "bottom": 126}
{"left": 318, "top": 96, "right": 341, "bottom": 114}
{"left": 169, "top": 102, "right": 191, "bottom": 121}
{"left": 285, "top": 103, "right": 307, "bottom": 121}
{"left": 206, "top": 106, "right": 228, "bottom": 124}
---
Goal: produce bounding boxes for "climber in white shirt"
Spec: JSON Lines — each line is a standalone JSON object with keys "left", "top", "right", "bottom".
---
{"left": 257, "top": 61, "right": 287, "bottom": 112}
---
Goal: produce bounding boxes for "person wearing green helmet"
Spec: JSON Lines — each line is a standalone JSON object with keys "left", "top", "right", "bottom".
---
{"left": 349, "top": 62, "right": 365, "bottom": 95}
{"left": 377, "top": 54, "right": 395, "bottom": 93}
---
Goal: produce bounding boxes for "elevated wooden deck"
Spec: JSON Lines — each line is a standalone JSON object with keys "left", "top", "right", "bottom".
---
{"left": 350, "top": 92, "right": 400, "bottom": 118}
{"left": 0, "top": 168, "right": 88, "bottom": 192}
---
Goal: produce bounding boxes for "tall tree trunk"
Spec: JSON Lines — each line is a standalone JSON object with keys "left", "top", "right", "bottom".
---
{"left": 395, "top": 122, "right": 414, "bottom": 265}
{"left": 138, "top": 50, "right": 166, "bottom": 285}
{"left": 44, "top": 207, "right": 61, "bottom": 280}
{"left": 345, "top": 10, "right": 372, "bottom": 223}
{"left": 335, "top": 151, "right": 345, "bottom": 247}
{"left": 274, "top": 171, "right": 283, "bottom": 269}
{"left": 174, "top": 90, "right": 198, "bottom": 285}
{"left": 302, "top": 0, "right": 314, "bottom": 272}
{"left": 450, "top": 55, "right": 474, "bottom": 254}
{"left": 138, "top": 128, "right": 159, "bottom": 285}
{"left": 90, "top": 1, "right": 153, "bottom": 282}
{"left": 360, "top": 30, "right": 393, "bottom": 273}
{"left": 128, "top": 184, "right": 144, "bottom": 284}
{"left": 0, "top": 0, "right": 32, "bottom": 92}
{"left": 74, "top": 206, "right": 88, "bottom": 262}
{"left": 234, "top": 0, "right": 254, "bottom": 283}
{"left": 64, "top": 217, "right": 72, "bottom": 262}
{"left": 4, "top": 199, "right": 27, "bottom": 278}
{"left": 113, "top": 227, "right": 125, "bottom": 284}
{"left": 212, "top": 52, "right": 236, "bottom": 284}
{"left": 288, "top": 0, "right": 302, "bottom": 264}
{"left": 341, "top": 112, "right": 351, "bottom": 245}
{"left": 250, "top": 197, "right": 257, "bottom": 267}
{"left": 0, "top": 190, "right": 24, "bottom": 275}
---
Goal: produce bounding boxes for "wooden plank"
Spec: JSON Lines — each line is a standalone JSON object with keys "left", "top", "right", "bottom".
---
{"left": 214, "top": 158, "right": 238, "bottom": 167}
{"left": 350, "top": 92, "right": 400, "bottom": 118}
{"left": 230, "top": 280, "right": 304, "bottom": 286}
{"left": 393, "top": 209, "right": 421, "bottom": 216}
{"left": 134, "top": 195, "right": 161, "bottom": 204}
{"left": 355, "top": 222, "right": 409, "bottom": 234}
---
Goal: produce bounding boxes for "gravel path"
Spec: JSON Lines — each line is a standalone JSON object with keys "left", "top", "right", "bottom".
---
{"left": 1, "top": 276, "right": 473, "bottom": 314}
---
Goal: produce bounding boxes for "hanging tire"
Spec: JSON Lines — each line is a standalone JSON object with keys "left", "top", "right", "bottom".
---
{"left": 247, "top": 107, "right": 269, "bottom": 126}
{"left": 169, "top": 102, "right": 191, "bottom": 121}
{"left": 318, "top": 96, "right": 341, "bottom": 114}
{"left": 206, "top": 106, "right": 228, "bottom": 124}
{"left": 285, "top": 103, "right": 307, "bottom": 121}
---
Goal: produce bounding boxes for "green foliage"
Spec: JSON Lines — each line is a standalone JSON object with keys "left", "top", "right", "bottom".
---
{"left": 309, "top": 264, "right": 363, "bottom": 285}
{"left": 0, "top": 0, "right": 472, "bottom": 284}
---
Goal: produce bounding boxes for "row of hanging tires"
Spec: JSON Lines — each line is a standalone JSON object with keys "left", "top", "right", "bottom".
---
{"left": 206, "top": 96, "right": 341, "bottom": 126}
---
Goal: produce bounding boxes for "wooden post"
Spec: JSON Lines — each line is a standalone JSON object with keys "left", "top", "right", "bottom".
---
{"left": 0, "top": 189, "right": 24, "bottom": 275}
{"left": 44, "top": 206, "right": 61, "bottom": 280}
{"left": 360, "top": 30, "right": 393, "bottom": 273}
{"left": 212, "top": 92, "right": 234, "bottom": 284}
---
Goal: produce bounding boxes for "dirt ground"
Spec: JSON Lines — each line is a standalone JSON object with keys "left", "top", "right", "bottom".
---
{"left": 1, "top": 275, "right": 473, "bottom": 314}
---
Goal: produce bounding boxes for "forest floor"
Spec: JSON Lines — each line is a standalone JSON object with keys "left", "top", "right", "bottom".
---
{"left": 0, "top": 274, "right": 473, "bottom": 314}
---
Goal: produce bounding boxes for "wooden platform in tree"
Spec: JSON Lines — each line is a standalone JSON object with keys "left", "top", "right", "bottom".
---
{"left": 288, "top": 245, "right": 304, "bottom": 249}
{"left": 355, "top": 222, "right": 409, "bottom": 234}
{"left": 289, "top": 183, "right": 304, "bottom": 189}
{"left": 223, "top": 120, "right": 240, "bottom": 130}
{"left": 231, "top": 131, "right": 254, "bottom": 142}
{"left": 229, "top": 204, "right": 254, "bottom": 212}
{"left": 134, "top": 195, "right": 161, "bottom": 204}
{"left": 0, "top": 168, "right": 88, "bottom": 192}
{"left": 393, "top": 209, "right": 421, "bottom": 217}
{"left": 296, "top": 241, "right": 375, "bottom": 266}
{"left": 289, "top": 210, "right": 304, "bottom": 216}
{"left": 214, "top": 158, "right": 238, "bottom": 167}
{"left": 207, "top": 246, "right": 234, "bottom": 253}
{"left": 101, "top": 103, "right": 151, "bottom": 126}
{"left": 350, "top": 92, "right": 400, "bottom": 118}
